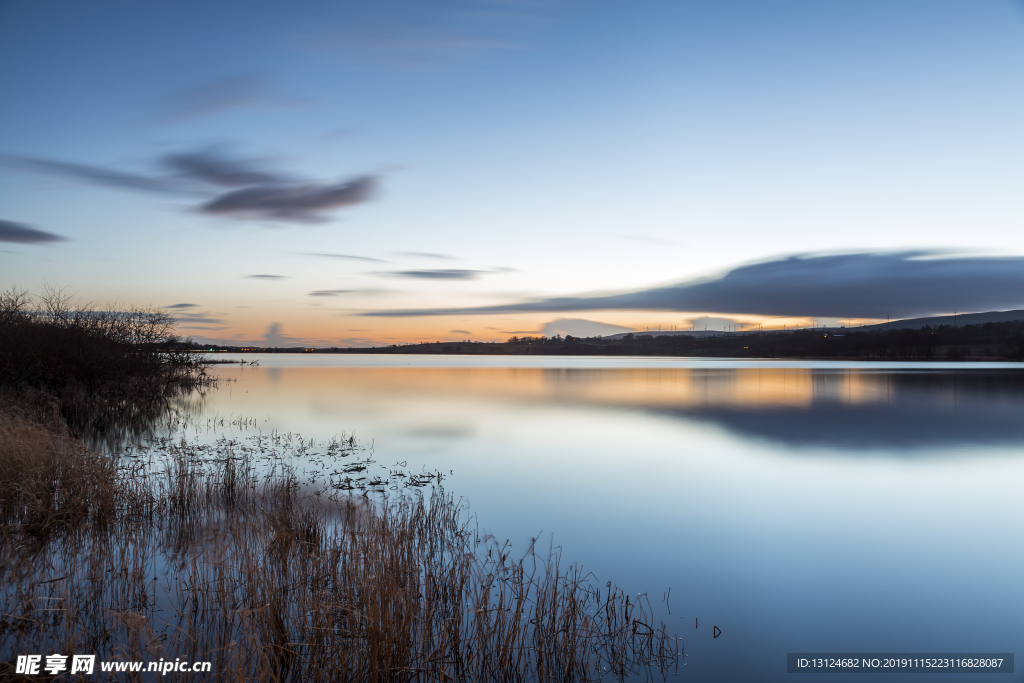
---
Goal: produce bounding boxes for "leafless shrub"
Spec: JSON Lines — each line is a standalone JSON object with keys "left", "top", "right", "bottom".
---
{"left": 0, "top": 285, "right": 210, "bottom": 443}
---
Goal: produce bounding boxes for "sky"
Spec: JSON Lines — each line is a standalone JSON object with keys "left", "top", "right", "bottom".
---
{"left": 2, "top": 0, "right": 1024, "bottom": 346}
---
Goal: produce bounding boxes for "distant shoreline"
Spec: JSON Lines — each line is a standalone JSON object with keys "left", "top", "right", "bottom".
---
{"left": 200, "top": 351, "right": 1024, "bottom": 362}
{"left": 191, "top": 319, "right": 1024, "bottom": 363}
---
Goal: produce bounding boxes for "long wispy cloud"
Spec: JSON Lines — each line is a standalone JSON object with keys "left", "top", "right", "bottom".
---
{"left": 0, "top": 219, "right": 68, "bottom": 244}
{"left": 8, "top": 157, "right": 178, "bottom": 192}
{"left": 375, "top": 268, "right": 487, "bottom": 280}
{"left": 391, "top": 251, "right": 458, "bottom": 260}
{"left": 155, "top": 75, "right": 276, "bottom": 122}
{"left": 173, "top": 313, "right": 226, "bottom": 325}
{"left": 5, "top": 148, "right": 375, "bottom": 223}
{"left": 361, "top": 251, "right": 1024, "bottom": 319}
{"left": 299, "top": 252, "right": 387, "bottom": 262}
{"left": 311, "top": 0, "right": 542, "bottom": 68}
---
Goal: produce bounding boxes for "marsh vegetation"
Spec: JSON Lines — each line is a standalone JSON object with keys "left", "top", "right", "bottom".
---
{"left": 0, "top": 287, "right": 680, "bottom": 681}
{"left": 0, "top": 409, "right": 679, "bottom": 681}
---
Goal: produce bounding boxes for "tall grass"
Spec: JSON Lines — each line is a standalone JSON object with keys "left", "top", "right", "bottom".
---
{"left": 1, "top": 409, "right": 679, "bottom": 681}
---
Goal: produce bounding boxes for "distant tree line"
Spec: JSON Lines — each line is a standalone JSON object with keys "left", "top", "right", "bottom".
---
{"left": 185, "top": 320, "right": 1024, "bottom": 360}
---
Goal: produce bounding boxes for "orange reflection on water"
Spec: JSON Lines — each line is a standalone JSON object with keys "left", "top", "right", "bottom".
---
{"left": 215, "top": 366, "right": 901, "bottom": 413}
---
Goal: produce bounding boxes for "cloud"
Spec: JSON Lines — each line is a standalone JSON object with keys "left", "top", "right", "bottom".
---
{"left": 449, "top": 329, "right": 471, "bottom": 334}
{"left": 260, "top": 322, "right": 317, "bottom": 347}
{"left": 0, "top": 220, "right": 68, "bottom": 244}
{"left": 309, "top": 289, "right": 353, "bottom": 296}
{"left": 172, "top": 313, "right": 226, "bottom": 325}
{"left": 9, "top": 148, "right": 285, "bottom": 192}
{"left": 325, "top": 27, "right": 517, "bottom": 67}
{"left": 540, "top": 318, "right": 634, "bottom": 338}
{"left": 375, "top": 268, "right": 487, "bottom": 280}
{"left": 6, "top": 157, "right": 178, "bottom": 193}
{"left": 264, "top": 322, "right": 285, "bottom": 346}
{"left": 299, "top": 252, "right": 387, "bottom": 262}
{"left": 361, "top": 251, "right": 1024, "bottom": 319}
{"left": 155, "top": 75, "right": 274, "bottom": 122}
{"left": 165, "top": 303, "right": 225, "bottom": 326}
{"left": 201, "top": 176, "right": 375, "bottom": 221}
{"left": 161, "top": 149, "right": 285, "bottom": 187}
{"left": 245, "top": 274, "right": 289, "bottom": 280}
{"left": 392, "top": 251, "right": 458, "bottom": 260}
{"left": 6, "top": 148, "right": 376, "bottom": 223}
{"left": 312, "top": 4, "right": 529, "bottom": 68}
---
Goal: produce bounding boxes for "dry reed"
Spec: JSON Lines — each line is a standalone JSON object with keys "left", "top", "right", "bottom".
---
{"left": 1, "top": 410, "right": 679, "bottom": 682}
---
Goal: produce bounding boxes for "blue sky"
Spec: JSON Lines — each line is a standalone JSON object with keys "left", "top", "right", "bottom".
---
{"left": 2, "top": 0, "right": 1024, "bottom": 345}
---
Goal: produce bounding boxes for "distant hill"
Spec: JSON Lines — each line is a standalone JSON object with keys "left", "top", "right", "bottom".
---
{"left": 856, "top": 309, "right": 1024, "bottom": 331}
{"left": 603, "top": 329, "right": 759, "bottom": 340}
{"left": 599, "top": 309, "right": 1024, "bottom": 340}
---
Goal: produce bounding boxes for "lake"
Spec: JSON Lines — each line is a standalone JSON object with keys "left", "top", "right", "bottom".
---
{"left": 199, "top": 355, "right": 1024, "bottom": 682}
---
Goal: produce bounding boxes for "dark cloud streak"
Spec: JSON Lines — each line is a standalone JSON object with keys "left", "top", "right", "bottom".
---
{"left": 299, "top": 252, "right": 387, "bottom": 262}
{"left": 173, "top": 313, "right": 226, "bottom": 325}
{"left": 375, "top": 268, "right": 485, "bottom": 280}
{"left": 361, "top": 252, "right": 1024, "bottom": 319}
{"left": 201, "top": 176, "right": 375, "bottom": 222}
{"left": 0, "top": 220, "right": 68, "bottom": 244}
{"left": 6, "top": 149, "right": 376, "bottom": 223}
{"left": 161, "top": 150, "right": 285, "bottom": 187}
{"left": 393, "top": 251, "right": 458, "bottom": 260}
{"left": 6, "top": 157, "right": 178, "bottom": 193}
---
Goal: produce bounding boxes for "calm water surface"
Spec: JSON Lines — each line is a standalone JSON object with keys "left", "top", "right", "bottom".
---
{"left": 200, "top": 356, "right": 1024, "bottom": 682}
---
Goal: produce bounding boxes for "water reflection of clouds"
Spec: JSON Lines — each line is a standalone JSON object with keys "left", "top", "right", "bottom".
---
{"left": 541, "top": 369, "right": 1024, "bottom": 451}
{"left": 210, "top": 365, "right": 1024, "bottom": 453}
{"left": 665, "top": 402, "right": 1024, "bottom": 451}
